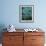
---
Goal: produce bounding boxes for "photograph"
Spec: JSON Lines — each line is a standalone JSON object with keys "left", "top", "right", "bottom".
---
{"left": 19, "top": 5, "right": 34, "bottom": 23}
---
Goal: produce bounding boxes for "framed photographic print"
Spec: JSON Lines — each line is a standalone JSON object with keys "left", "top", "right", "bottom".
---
{"left": 19, "top": 5, "right": 34, "bottom": 23}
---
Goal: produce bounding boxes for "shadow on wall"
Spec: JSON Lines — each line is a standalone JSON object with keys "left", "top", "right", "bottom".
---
{"left": 0, "top": 24, "right": 7, "bottom": 43}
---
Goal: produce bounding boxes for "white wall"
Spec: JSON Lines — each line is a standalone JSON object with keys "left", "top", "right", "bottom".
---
{"left": 0, "top": 0, "right": 46, "bottom": 29}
